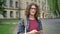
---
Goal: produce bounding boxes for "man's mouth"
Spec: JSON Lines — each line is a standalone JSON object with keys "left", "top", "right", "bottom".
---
{"left": 32, "top": 11, "right": 35, "bottom": 13}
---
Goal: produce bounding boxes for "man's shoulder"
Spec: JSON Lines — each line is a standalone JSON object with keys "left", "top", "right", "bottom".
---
{"left": 37, "top": 18, "right": 41, "bottom": 23}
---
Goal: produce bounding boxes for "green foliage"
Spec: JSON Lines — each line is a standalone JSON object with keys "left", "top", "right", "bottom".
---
{"left": 48, "top": 0, "right": 60, "bottom": 16}
{"left": 48, "top": 0, "right": 56, "bottom": 15}
{"left": 0, "top": 24, "right": 15, "bottom": 34}
{"left": 57, "top": 0, "right": 60, "bottom": 14}
{"left": 0, "top": 0, "right": 4, "bottom": 14}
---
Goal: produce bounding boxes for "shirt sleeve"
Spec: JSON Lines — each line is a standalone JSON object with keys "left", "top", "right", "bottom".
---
{"left": 38, "top": 19, "right": 43, "bottom": 30}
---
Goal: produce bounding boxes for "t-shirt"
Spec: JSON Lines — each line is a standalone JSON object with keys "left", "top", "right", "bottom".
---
{"left": 29, "top": 19, "right": 39, "bottom": 32}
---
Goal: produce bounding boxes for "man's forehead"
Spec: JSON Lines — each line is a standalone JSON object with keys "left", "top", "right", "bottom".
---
{"left": 31, "top": 5, "right": 36, "bottom": 8}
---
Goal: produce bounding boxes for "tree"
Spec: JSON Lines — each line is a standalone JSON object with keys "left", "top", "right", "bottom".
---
{"left": 0, "top": 0, "right": 4, "bottom": 14}
{"left": 48, "top": 0, "right": 60, "bottom": 18}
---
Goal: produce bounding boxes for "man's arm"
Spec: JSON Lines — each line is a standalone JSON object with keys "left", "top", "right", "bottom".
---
{"left": 38, "top": 19, "right": 43, "bottom": 34}
{"left": 17, "top": 18, "right": 25, "bottom": 34}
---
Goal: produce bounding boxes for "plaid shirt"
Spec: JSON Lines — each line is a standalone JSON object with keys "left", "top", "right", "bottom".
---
{"left": 17, "top": 16, "right": 43, "bottom": 34}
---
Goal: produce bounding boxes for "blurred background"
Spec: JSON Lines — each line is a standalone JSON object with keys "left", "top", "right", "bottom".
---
{"left": 0, "top": 0, "right": 60, "bottom": 34}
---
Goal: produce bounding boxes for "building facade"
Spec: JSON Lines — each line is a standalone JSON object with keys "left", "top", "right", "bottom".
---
{"left": 20, "top": 0, "right": 51, "bottom": 18}
{"left": 40, "top": 0, "right": 52, "bottom": 18}
{"left": 19, "top": 0, "right": 41, "bottom": 18}
{"left": 0, "top": 0, "right": 51, "bottom": 19}
{"left": 0, "top": 0, "right": 19, "bottom": 19}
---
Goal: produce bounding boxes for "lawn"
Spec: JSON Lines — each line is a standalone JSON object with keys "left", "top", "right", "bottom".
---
{"left": 0, "top": 24, "right": 15, "bottom": 34}
{"left": 0, "top": 19, "right": 19, "bottom": 22}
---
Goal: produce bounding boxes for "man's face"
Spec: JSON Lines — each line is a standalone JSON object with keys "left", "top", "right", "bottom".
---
{"left": 30, "top": 5, "right": 36, "bottom": 16}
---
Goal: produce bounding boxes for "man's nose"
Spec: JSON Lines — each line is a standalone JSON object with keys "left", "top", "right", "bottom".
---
{"left": 32, "top": 9, "right": 35, "bottom": 11}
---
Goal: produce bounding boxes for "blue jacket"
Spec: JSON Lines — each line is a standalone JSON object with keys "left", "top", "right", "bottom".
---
{"left": 17, "top": 17, "right": 43, "bottom": 34}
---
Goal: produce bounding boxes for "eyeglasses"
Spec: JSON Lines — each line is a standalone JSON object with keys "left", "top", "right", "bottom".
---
{"left": 30, "top": 8, "right": 36, "bottom": 10}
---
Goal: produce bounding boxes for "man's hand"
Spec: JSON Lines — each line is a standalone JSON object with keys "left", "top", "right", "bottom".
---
{"left": 28, "top": 30, "right": 38, "bottom": 34}
{"left": 26, "top": 30, "right": 43, "bottom": 34}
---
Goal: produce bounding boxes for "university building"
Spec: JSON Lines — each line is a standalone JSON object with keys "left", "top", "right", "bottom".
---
{"left": 0, "top": 0, "right": 51, "bottom": 19}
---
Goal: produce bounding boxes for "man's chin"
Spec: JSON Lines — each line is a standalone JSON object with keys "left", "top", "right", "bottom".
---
{"left": 31, "top": 14, "right": 35, "bottom": 16}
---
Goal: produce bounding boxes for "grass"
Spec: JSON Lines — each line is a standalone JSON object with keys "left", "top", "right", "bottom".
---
{"left": 0, "top": 19, "right": 19, "bottom": 22}
{"left": 0, "top": 24, "right": 15, "bottom": 34}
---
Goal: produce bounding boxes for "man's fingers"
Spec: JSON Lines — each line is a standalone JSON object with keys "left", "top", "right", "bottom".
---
{"left": 31, "top": 30, "right": 36, "bottom": 32}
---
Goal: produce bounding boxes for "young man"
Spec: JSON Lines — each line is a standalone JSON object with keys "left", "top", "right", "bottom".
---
{"left": 17, "top": 3, "right": 43, "bottom": 34}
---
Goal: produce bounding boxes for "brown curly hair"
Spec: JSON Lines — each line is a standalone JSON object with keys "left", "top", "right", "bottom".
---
{"left": 25, "top": 3, "right": 40, "bottom": 18}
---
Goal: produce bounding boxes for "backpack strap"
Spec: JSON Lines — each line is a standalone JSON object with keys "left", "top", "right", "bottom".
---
{"left": 23, "top": 16, "right": 27, "bottom": 27}
{"left": 23, "top": 16, "right": 27, "bottom": 34}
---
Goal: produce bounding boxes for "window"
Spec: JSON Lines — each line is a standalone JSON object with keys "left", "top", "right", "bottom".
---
{"left": 35, "top": 0, "right": 37, "bottom": 2}
{"left": 15, "top": 1, "right": 18, "bottom": 8}
{"left": 10, "top": 11, "right": 13, "bottom": 17}
{"left": 26, "top": 2, "right": 28, "bottom": 6}
{"left": 44, "top": 0, "right": 46, "bottom": 4}
{"left": 3, "top": 0, "right": 7, "bottom": 6}
{"left": 31, "top": 0, "right": 33, "bottom": 1}
{"left": 3, "top": 11, "right": 7, "bottom": 17}
{"left": 10, "top": 0, "right": 13, "bottom": 7}
{"left": 16, "top": 12, "right": 19, "bottom": 18}
{"left": 38, "top": 0, "right": 40, "bottom": 3}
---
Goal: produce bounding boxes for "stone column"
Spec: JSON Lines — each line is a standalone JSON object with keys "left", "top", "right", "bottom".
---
{"left": 13, "top": 11, "right": 16, "bottom": 18}
{"left": 7, "top": 10, "right": 10, "bottom": 19}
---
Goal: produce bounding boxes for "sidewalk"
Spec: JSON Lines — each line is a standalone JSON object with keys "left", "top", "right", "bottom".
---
{"left": 12, "top": 24, "right": 18, "bottom": 34}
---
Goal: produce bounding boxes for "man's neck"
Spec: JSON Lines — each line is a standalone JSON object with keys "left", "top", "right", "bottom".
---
{"left": 29, "top": 15, "right": 35, "bottom": 20}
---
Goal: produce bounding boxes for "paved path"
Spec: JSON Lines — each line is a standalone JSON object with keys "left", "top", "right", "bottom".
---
{"left": 12, "top": 24, "right": 18, "bottom": 34}
{"left": 41, "top": 19, "right": 60, "bottom": 34}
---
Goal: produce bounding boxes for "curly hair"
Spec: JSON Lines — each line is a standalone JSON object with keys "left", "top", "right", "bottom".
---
{"left": 25, "top": 3, "right": 40, "bottom": 18}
